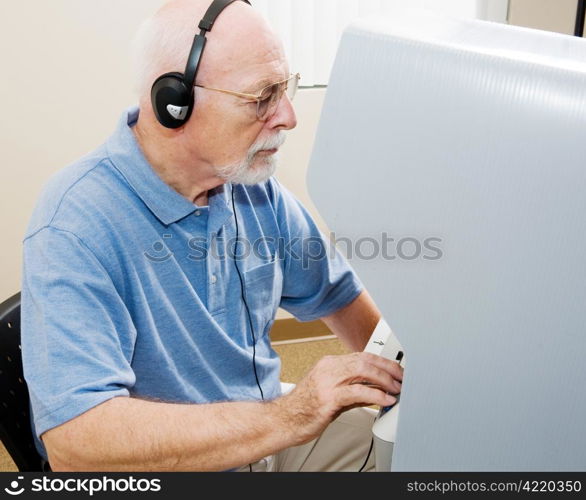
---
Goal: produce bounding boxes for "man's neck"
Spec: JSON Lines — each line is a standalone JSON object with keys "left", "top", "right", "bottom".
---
{"left": 133, "top": 119, "right": 221, "bottom": 207}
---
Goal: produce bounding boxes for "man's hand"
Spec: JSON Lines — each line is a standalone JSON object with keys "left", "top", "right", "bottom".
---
{"left": 275, "top": 352, "right": 403, "bottom": 446}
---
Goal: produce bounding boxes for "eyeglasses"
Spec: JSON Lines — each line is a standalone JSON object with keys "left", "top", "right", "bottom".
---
{"left": 195, "top": 73, "right": 300, "bottom": 121}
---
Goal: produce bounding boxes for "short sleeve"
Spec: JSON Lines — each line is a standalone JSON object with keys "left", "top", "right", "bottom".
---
{"left": 21, "top": 227, "right": 137, "bottom": 440}
{"left": 271, "top": 179, "right": 363, "bottom": 322}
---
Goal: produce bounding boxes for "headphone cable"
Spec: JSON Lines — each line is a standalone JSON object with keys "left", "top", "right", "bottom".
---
{"left": 358, "top": 438, "right": 374, "bottom": 472}
{"left": 231, "top": 186, "right": 265, "bottom": 401}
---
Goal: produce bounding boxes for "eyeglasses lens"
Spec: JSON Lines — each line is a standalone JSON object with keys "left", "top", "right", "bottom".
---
{"left": 257, "top": 75, "right": 299, "bottom": 120}
{"left": 257, "top": 84, "right": 277, "bottom": 120}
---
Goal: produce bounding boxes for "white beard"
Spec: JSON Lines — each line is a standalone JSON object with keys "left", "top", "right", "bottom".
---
{"left": 216, "top": 132, "right": 286, "bottom": 186}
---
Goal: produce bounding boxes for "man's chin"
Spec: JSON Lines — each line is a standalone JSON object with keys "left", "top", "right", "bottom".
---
{"left": 223, "top": 167, "right": 275, "bottom": 187}
{"left": 216, "top": 154, "right": 278, "bottom": 186}
{"left": 240, "top": 166, "right": 277, "bottom": 186}
{"left": 230, "top": 156, "right": 276, "bottom": 186}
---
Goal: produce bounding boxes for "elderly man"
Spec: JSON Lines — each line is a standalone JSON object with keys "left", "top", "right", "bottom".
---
{"left": 21, "top": 0, "right": 402, "bottom": 472}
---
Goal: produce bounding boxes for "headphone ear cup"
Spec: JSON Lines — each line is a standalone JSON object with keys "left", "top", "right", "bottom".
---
{"left": 151, "top": 72, "right": 195, "bottom": 129}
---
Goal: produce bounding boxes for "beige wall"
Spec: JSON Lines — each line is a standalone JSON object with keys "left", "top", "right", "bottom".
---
{"left": 508, "top": 0, "right": 581, "bottom": 35}
{"left": 275, "top": 89, "right": 327, "bottom": 233}
{"left": 0, "top": 1, "right": 326, "bottom": 305}
{"left": 0, "top": 1, "right": 163, "bottom": 300}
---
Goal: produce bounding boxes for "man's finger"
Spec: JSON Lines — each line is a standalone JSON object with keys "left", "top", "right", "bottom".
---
{"left": 337, "top": 384, "right": 397, "bottom": 408}
{"left": 349, "top": 352, "right": 404, "bottom": 382}
{"left": 349, "top": 364, "right": 398, "bottom": 394}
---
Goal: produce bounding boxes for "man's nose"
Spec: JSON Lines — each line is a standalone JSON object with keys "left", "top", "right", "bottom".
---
{"left": 268, "top": 94, "right": 298, "bottom": 131}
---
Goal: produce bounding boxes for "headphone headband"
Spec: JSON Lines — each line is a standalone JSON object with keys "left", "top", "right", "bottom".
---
{"left": 184, "top": 0, "right": 251, "bottom": 89}
{"left": 199, "top": 0, "right": 251, "bottom": 33}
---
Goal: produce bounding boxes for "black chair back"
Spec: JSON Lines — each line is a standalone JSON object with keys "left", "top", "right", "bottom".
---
{"left": 0, "top": 292, "right": 45, "bottom": 471}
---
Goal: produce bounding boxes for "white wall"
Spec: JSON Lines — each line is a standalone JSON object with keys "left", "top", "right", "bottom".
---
{"left": 253, "top": 0, "right": 510, "bottom": 86}
{"left": 0, "top": 1, "right": 327, "bottom": 304}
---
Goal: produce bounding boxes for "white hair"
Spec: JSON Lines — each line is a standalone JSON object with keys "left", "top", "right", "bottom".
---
{"left": 130, "top": 10, "right": 197, "bottom": 100}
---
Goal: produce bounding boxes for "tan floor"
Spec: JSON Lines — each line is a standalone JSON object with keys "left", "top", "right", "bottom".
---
{"left": 273, "top": 338, "right": 350, "bottom": 384}
{"left": 0, "top": 338, "right": 348, "bottom": 472}
{"left": 0, "top": 446, "right": 16, "bottom": 472}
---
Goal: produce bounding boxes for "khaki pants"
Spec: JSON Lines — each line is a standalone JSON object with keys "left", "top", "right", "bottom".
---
{"left": 237, "top": 407, "right": 378, "bottom": 472}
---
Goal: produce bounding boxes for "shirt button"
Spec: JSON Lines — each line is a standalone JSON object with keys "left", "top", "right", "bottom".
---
{"left": 210, "top": 275, "right": 217, "bottom": 285}
{"left": 195, "top": 210, "right": 201, "bottom": 217}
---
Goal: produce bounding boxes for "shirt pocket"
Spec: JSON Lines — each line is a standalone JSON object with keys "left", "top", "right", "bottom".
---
{"left": 243, "top": 258, "right": 283, "bottom": 339}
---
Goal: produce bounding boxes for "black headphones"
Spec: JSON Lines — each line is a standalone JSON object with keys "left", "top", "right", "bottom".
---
{"left": 151, "top": 0, "right": 252, "bottom": 129}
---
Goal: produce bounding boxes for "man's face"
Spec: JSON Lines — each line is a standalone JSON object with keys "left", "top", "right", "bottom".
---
{"left": 184, "top": 27, "right": 298, "bottom": 185}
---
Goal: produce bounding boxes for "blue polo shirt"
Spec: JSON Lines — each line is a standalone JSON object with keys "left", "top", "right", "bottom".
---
{"left": 21, "top": 107, "right": 362, "bottom": 459}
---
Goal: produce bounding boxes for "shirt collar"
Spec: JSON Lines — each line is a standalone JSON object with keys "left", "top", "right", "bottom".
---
{"left": 208, "top": 184, "right": 234, "bottom": 237}
{"left": 106, "top": 107, "right": 232, "bottom": 228}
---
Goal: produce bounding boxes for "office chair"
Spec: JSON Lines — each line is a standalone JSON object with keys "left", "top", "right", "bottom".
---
{"left": 0, "top": 292, "right": 46, "bottom": 471}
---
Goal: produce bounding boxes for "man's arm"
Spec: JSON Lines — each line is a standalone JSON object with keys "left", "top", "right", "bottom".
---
{"left": 44, "top": 397, "right": 289, "bottom": 472}
{"left": 43, "top": 352, "right": 401, "bottom": 472}
{"left": 321, "top": 290, "right": 382, "bottom": 352}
